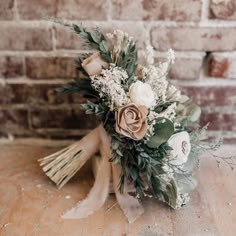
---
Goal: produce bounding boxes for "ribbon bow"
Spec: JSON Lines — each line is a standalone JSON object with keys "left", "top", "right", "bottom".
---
{"left": 39, "top": 124, "right": 144, "bottom": 223}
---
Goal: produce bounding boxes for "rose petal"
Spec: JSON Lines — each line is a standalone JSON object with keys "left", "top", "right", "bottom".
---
{"left": 120, "top": 114, "right": 128, "bottom": 129}
{"left": 125, "top": 110, "right": 136, "bottom": 124}
{"left": 133, "top": 122, "right": 147, "bottom": 140}
{"left": 139, "top": 106, "right": 148, "bottom": 119}
{"left": 128, "top": 120, "right": 143, "bottom": 132}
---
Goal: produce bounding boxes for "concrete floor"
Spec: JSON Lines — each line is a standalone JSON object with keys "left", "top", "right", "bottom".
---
{"left": 0, "top": 142, "right": 235, "bottom": 236}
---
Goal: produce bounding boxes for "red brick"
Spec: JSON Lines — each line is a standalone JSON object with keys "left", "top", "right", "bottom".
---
{"left": 26, "top": 56, "right": 77, "bottom": 79}
{"left": 144, "top": 0, "right": 202, "bottom": 21}
{"left": 57, "top": 0, "right": 108, "bottom": 20}
{"left": 111, "top": 0, "right": 201, "bottom": 21}
{"left": 179, "top": 85, "right": 236, "bottom": 106}
{"left": 0, "top": 83, "right": 64, "bottom": 105}
{"left": 0, "top": 0, "right": 14, "bottom": 20}
{"left": 200, "top": 111, "right": 236, "bottom": 131}
{"left": 0, "top": 56, "right": 24, "bottom": 78}
{"left": 168, "top": 57, "right": 203, "bottom": 80}
{"left": 208, "top": 53, "right": 236, "bottom": 79}
{"left": 210, "top": 0, "right": 236, "bottom": 20}
{"left": 151, "top": 27, "right": 236, "bottom": 51}
{"left": 18, "top": 0, "right": 57, "bottom": 20}
{"left": 30, "top": 108, "right": 97, "bottom": 129}
{"left": 18, "top": 0, "right": 107, "bottom": 20}
{"left": 0, "top": 83, "right": 85, "bottom": 105}
{"left": 0, "top": 109, "right": 29, "bottom": 130}
{"left": 111, "top": 0, "right": 143, "bottom": 20}
{"left": 54, "top": 25, "right": 85, "bottom": 50}
{"left": 0, "top": 24, "right": 52, "bottom": 51}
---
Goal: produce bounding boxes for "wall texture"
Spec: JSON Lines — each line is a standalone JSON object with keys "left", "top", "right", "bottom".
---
{"left": 0, "top": 0, "right": 236, "bottom": 141}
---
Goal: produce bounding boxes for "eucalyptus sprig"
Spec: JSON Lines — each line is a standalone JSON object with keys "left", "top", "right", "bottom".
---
{"left": 115, "top": 36, "right": 138, "bottom": 88}
{"left": 81, "top": 100, "right": 108, "bottom": 120}
{"left": 52, "top": 19, "right": 112, "bottom": 63}
{"left": 57, "top": 78, "right": 99, "bottom": 99}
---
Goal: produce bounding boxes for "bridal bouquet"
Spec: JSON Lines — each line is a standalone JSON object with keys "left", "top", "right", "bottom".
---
{"left": 39, "top": 21, "right": 234, "bottom": 223}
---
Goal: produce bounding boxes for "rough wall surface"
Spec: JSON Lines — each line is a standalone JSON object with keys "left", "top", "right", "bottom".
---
{"left": 0, "top": 0, "right": 236, "bottom": 141}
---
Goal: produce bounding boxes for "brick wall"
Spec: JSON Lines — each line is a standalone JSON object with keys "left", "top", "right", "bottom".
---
{"left": 0, "top": 0, "right": 236, "bottom": 141}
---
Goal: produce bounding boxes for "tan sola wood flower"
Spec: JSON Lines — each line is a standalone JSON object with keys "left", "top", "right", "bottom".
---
{"left": 115, "top": 103, "right": 148, "bottom": 140}
{"left": 82, "top": 52, "right": 109, "bottom": 76}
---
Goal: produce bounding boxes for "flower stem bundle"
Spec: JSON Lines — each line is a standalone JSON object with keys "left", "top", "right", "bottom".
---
{"left": 39, "top": 126, "right": 101, "bottom": 189}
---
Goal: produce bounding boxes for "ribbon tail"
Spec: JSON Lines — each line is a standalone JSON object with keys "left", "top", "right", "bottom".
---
{"left": 62, "top": 125, "right": 111, "bottom": 219}
{"left": 112, "top": 164, "right": 144, "bottom": 224}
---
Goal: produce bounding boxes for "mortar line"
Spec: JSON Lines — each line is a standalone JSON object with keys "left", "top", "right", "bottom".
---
{"left": 1, "top": 19, "right": 236, "bottom": 27}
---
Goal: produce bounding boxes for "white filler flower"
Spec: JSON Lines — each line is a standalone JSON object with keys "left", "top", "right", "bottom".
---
{"left": 168, "top": 131, "right": 191, "bottom": 166}
{"left": 129, "top": 81, "right": 155, "bottom": 108}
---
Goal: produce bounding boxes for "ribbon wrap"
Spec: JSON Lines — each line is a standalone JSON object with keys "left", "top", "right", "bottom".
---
{"left": 62, "top": 124, "right": 144, "bottom": 223}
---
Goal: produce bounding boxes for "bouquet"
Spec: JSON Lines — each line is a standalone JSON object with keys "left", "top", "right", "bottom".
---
{"left": 39, "top": 21, "right": 235, "bottom": 224}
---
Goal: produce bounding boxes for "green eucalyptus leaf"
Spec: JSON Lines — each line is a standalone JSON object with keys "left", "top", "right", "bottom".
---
{"left": 162, "top": 179, "right": 177, "bottom": 209}
{"left": 147, "top": 118, "right": 175, "bottom": 148}
{"left": 149, "top": 175, "right": 159, "bottom": 198}
{"left": 130, "top": 168, "right": 138, "bottom": 181}
{"left": 91, "top": 31, "right": 101, "bottom": 44}
{"left": 100, "top": 52, "right": 112, "bottom": 63}
{"left": 79, "top": 32, "right": 90, "bottom": 40}
{"left": 72, "top": 24, "right": 83, "bottom": 34}
{"left": 99, "top": 40, "right": 109, "bottom": 53}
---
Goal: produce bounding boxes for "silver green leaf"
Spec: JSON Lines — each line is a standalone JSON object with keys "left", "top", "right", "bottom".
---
{"left": 147, "top": 118, "right": 175, "bottom": 148}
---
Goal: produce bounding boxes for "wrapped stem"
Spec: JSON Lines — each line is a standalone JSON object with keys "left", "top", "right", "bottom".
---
{"left": 38, "top": 125, "right": 101, "bottom": 189}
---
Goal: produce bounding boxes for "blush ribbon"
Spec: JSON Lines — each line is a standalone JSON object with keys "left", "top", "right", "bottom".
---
{"left": 62, "top": 124, "right": 144, "bottom": 223}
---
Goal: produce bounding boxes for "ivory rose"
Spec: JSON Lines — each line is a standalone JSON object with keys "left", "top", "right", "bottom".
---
{"left": 82, "top": 52, "right": 109, "bottom": 76}
{"left": 115, "top": 103, "right": 148, "bottom": 140}
{"left": 167, "top": 131, "right": 191, "bottom": 166}
{"left": 129, "top": 81, "right": 155, "bottom": 108}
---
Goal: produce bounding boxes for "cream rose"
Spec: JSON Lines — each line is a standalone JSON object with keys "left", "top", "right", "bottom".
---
{"left": 129, "top": 81, "right": 155, "bottom": 108}
{"left": 168, "top": 131, "right": 191, "bottom": 166}
{"left": 82, "top": 52, "right": 109, "bottom": 76}
{"left": 115, "top": 103, "right": 148, "bottom": 140}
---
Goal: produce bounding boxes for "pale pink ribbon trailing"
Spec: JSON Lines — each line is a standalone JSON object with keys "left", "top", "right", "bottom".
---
{"left": 62, "top": 124, "right": 144, "bottom": 224}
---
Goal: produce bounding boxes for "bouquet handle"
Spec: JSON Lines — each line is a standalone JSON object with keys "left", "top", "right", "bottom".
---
{"left": 38, "top": 125, "right": 101, "bottom": 189}
{"left": 39, "top": 124, "right": 144, "bottom": 223}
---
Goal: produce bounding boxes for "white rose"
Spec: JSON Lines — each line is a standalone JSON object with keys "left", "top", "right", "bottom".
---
{"left": 168, "top": 131, "right": 191, "bottom": 166}
{"left": 129, "top": 81, "right": 155, "bottom": 108}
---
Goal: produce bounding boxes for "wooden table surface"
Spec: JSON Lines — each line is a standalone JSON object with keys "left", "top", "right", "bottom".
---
{"left": 0, "top": 143, "right": 235, "bottom": 236}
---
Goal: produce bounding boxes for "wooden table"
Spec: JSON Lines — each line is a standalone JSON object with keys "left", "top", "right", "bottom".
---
{"left": 0, "top": 143, "right": 235, "bottom": 236}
